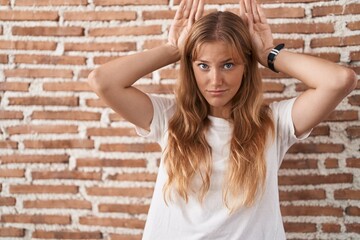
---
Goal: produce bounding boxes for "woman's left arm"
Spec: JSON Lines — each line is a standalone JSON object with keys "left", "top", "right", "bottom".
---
{"left": 240, "top": 0, "right": 358, "bottom": 137}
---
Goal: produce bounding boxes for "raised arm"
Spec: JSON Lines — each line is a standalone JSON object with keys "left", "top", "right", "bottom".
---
{"left": 87, "top": 0, "right": 204, "bottom": 130}
{"left": 240, "top": 0, "right": 357, "bottom": 137}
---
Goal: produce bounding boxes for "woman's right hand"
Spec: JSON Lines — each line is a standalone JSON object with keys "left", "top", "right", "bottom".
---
{"left": 168, "top": 0, "right": 204, "bottom": 52}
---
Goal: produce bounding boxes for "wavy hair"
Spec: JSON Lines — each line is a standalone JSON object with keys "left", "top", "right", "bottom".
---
{"left": 163, "top": 11, "right": 274, "bottom": 211}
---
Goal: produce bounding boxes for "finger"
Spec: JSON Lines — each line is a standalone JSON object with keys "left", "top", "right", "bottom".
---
{"left": 195, "top": 0, "right": 204, "bottom": 21}
{"left": 174, "top": 0, "right": 186, "bottom": 20}
{"left": 246, "top": 12, "right": 254, "bottom": 34}
{"left": 239, "top": 0, "right": 247, "bottom": 22}
{"left": 257, "top": 4, "right": 268, "bottom": 24}
{"left": 252, "top": 0, "right": 260, "bottom": 23}
{"left": 244, "top": 0, "right": 251, "bottom": 14}
{"left": 184, "top": 0, "right": 193, "bottom": 19}
{"left": 188, "top": 0, "right": 199, "bottom": 25}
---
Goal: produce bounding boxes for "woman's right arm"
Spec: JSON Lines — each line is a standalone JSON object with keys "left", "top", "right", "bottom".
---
{"left": 87, "top": 0, "right": 204, "bottom": 131}
{"left": 87, "top": 44, "right": 180, "bottom": 130}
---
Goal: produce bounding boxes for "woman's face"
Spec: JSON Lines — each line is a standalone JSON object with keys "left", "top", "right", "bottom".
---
{"left": 192, "top": 41, "right": 245, "bottom": 119}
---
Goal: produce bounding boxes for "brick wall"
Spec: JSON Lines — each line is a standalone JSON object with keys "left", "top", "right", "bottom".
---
{"left": 0, "top": 0, "right": 359, "bottom": 239}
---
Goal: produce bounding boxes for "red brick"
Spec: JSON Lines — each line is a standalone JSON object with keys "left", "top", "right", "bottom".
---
{"left": 0, "top": 0, "right": 9, "bottom": 5}
{"left": 0, "top": 54, "right": 8, "bottom": 63}
{"left": 0, "top": 169, "right": 24, "bottom": 178}
{"left": 0, "top": 40, "right": 56, "bottom": 50}
{"left": 334, "top": 189, "right": 360, "bottom": 200}
{"left": 0, "top": 82, "right": 29, "bottom": 91}
{"left": 89, "top": 25, "right": 162, "bottom": 36}
{"left": 64, "top": 42, "right": 136, "bottom": 52}
{"left": 86, "top": 187, "right": 153, "bottom": 198}
{"left": 348, "top": 95, "right": 360, "bottom": 106}
{"left": 279, "top": 189, "right": 326, "bottom": 201}
{"left": 0, "top": 11, "right": 58, "bottom": 21}
{"left": 0, "top": 141, "right": 18, "bottom": 149}
{"left": 43, "top": 81, "right": 91, "bottom": 91}
{"left": 13, "top": 26, "right": 84, "bottom": 36}
{"left": 281, "top": 205, "right": 343, "bottom": 217}
{"left": 351, "top": 51, "right": 360, "bottom": 61}
{"left": 87, "top": 127, "right": 137, "bottom": 136}
{"left": 347, "top": 21, "right": 360, "bottom": 31}
{"left": 312, "top": 4, "right": 360, "bottom": 17}
{"left": 324, "top": 158, "right": 339, "bottom": 169}
{"left": 0, "top": 110, "right": 23, "bottom": 119}
{"left": 31, "top": 110, "right": 101, "bottom": 121}
{"left": 325, "top": 110, "right": 358, "bottom": 121}
{"left": 288, "top": 143, "right": 344, "bottom": 153}
{"left": 33, "top": 230, "right": 102, "bottom": 239}
{"left": 345, "top": 206, "right": 360, "bottom": 216}
{"left": 346, "top": 126, "right": 360, "bottom": 139}
{"left": 143, "top": 39, "right": 167, "bottom": 49}
{"left": 32, "top": 170, "right": 102, "bottom": 180}
{"left": 346, "top": 158, "right": 360, "bottom": 168}
{"left": 0, "top": 154, "right": 69, "bottom": 164}
{"left": 15, "top": 54, "right": 86, "bottom": 65}
{"left": 110, "top": 234, "right": 142, "bottom": 240}
{"left": 8, "top": 96, "right": 78, "bottom": 106}
{"left": 79, "top": 216, "right": 145, "bottom": 229}
{"left": 15, "top": 0, "right": 87, "bottom": 6}
{"left": 107, "top": 172, "right": 157, "bottom": 182}
{"left": 76, "top": 158, "right": 147, "bottom": 168}
{"left": 310, "top": 125, "right": 330, "bottom": 136}
{"left": 94, "top": 0, "right": 167, "bottom": 6}
{"left": 10, "top": 184, "right": 78, "bottom": 194}
{"left": 99, "top": 203, "right": 149, "bottom": 214}
{"left": 86, "top": 98, "right": 108, "bottom": 108}
{"left": 311, "top": 35, "right": 360, "bottom": 48}
{"left": 0, "top": 197, "right": 16, "bottom": 206}
{"left": 64, "top": 11, "right": 136, "bottom": 21}
{"left": 23, "top": 139, "right": 94, "bottom": 149}
{"left": 4, "top": 69, "right": 73, "bottom": 78}
{"left": 322, "top": 223, "right": 341, "bottom": 233}
{"left": 0, "top": 227, "right": 25, "bottom": 237}
{"left": 279, "top": 173, "right": 353, "bottom": 185}
{"left": 99, "top": 143, "right": 161, "bottom": 152}
{"left": 346, "top": 224, "right": 360, "bottom": 233}
{"left": 7, "top": 124, "right": 78, "bottom": 135}
{"left": 280, "top": 159, "right": 317, "bottom": 169}
{"left": 271, "top": 23, "right": 334, "bottom": 34}
{"left": 284, "top": 222, "right": 316, "bottom": 233}
{"left": 1, "top": 214, "right": 70, "bottom": 225}
{"left": 24, "top": 199, "right": 92, "bottom": 209}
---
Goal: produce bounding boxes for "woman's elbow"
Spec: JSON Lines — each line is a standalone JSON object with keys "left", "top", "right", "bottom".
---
{"left": 87, "top": 68, "right": 107, "bottom": 93}
{"left": 340, "top": 68, "right": 357, "bottom": 93}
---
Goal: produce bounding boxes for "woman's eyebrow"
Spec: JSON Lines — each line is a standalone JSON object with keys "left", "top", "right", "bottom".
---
{"left": 194, "top": 58, "right": 233, "bottom": 63}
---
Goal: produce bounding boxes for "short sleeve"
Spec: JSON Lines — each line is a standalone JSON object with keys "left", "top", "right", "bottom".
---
{"left": 135, "top": 94, "right": 176, "bottom": 144}
{"left": 270, "top": 97, "right": 312, "bottom": 166}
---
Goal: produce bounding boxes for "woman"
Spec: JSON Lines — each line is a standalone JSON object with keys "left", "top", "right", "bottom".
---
{"left": 87, "top": 0, "right": 357, "bottom": 239}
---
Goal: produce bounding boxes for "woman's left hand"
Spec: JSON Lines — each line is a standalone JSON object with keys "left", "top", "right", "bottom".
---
{"left": 239, "top": 0, "right": 274, "bottom": 67}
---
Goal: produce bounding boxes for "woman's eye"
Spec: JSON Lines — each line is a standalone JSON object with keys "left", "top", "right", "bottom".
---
{"left": 198, "top": 63, "right": 209, "bottom": 70}
{"left": 224, "top": 63, "right": 234, "bottom": 69}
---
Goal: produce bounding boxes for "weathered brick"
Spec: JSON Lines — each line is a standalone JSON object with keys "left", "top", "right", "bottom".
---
{"left": 23, "top": 139, "right": 94, "bottom": 149}
{"left": 279, "top": 174, "right": 353, "bottom": 185}
{"left": 0, "top": 154, "right": 69, "bottom": 164}
{"left": 0, "top": 82, "right": 29, "bottom": 91}
{"left": 64, "top": 11, "right": 136, "bottom": 21}
{"left": 0, "top": 227, "right": 25, "bottom": 237}
{"left": 346, "top": 224, "right": 360, "bottom": 233}
{"left": 0, "top": 11, "right": 58, "bottom": 21}
{"left": 0, "top": 197, "right": 16, "bottom": 206}
{"left": 284, "top": 222, "right": 316, "bottom": 233}
{"left": 94, "top": 0, "right": 168, "bottom": 6}
{"left": 279, "top": 189, "right": 326, "bottom": 201}
{"left": 89, "top": 25, "right": 162, "bottom": 36}
{"left": 86, "top": 98, "right": 108, "bottom": 108}
{"left": 86, "top": 187, "right": 153, "bottom": 198}
{"left": 334, "top": 189, "right": 360, "bottom": 200}
{"left": 0, "top": 110, "right": 23, "bottom": 119}
{"left": 64, "top": 42, "right": 136, "bottom": 52}
{"left": 109, "top": 234, "right": 142, "bottom": 240}
{"left": 1, "top": 214, "right": 70, "bottom": 225}
{"left": 351, "top": 51, "right": 360, "bottom": 61}
{"left": 15, "top": 0, "right": 87, "bottom": 6}
{"left": 7, "top": 125, "right": 78, "bottom": 135}
{"left": 99, "top": 143, "right": 161, "bottom": 152}
{"left": 32, "top": 170, "right": 102, "bottom": 180}
{"left": 43, "top": 82, "right": 91, "bottom": 91}
{"left": 0, "top": 54, "right": 8, "bottom": 63}
{"left": 324, "top": 158, "right": 339, "bottom": 169}
{"left": 310, "top": 125, "right": 330, "bottom": 136}
{"left": 143, "top": 39, "right": 167, "bottom": 49}
{"left": 345, "top": 206, "right": 360, "bottom": 216}
{"left": 87, "top": 127, "right": 137, "bottom": 136}
{"left": 107, "top": 172, "right": 157, "bottom": 182}
{"left": 322, "top": 223, "right": 341, "bottom": 233}
{"left": 347, "top": 21, "right": 360, "bottom": 31}
{"left": 281, "top": 205, "right": 343, "bottom": 217}
{"left": 348, "top": 95, "right": 360, "bottom": 106}
{"left": 31, "top": 110, "right": 101, "bottom": 121}
{"left": 24, "top": 199, "right": 92, "bottom": 209}
{"left": 280, "top": 159, "right": 318, "bottom": 169}
{"left": 33, "top": 230, "right": 102, "bottom": 239}
{"left": 15, "top": 54, "right": 86, "bottom": 65}
{"left": 13, "top": 26, "right": 84, "bottom": 36}
{"left": 288, "top": 143, "right": 344, "bottom": 153}
{"left": 10, "top": 184, "right": 78, "bottom": 194}
{"left": 8, "top": 96, "right": 79, "bottom": 106}
{"left": 79, "top": 216, "right": 145, "bottom": 229}
{"left": 0, "top": 40, "right": 56, "bottom": 50}
{"left": 98, "top": 203, "right": 149, "bottom": 214}
{"left": 346, "top": 158, "right": 360, "bottom": 168}
{"left": 4, "top": 69, "right": 73, "bottom": 78}
{"left": 0, "top": 141, "right": 18, "bottom": 149}
{"left": 76, "top": 158, "right": 147, "bottom": 168}
{"left": 311, "top": 35, "right": 360, "bottom": 48}
{"left": 325, "top": 110, "right": 358, "bottom": 121}
{"left": 262, "top": 82, "right": 285, "bottom": 92}
{"left": 271, "top": 23, "right": 334, "bottom": 34}
{"left": 312, "top": 4, "right": 360, "bottom": 17}
{"left": 0, "top": 169, "right": 24, "bottom": 178}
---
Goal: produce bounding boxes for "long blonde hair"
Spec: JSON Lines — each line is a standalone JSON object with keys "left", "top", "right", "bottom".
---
{"left": 163, "top": 11, "right": 274, "bottom": 211}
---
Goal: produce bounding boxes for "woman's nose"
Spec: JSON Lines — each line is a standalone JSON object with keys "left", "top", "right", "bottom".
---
{"left": 210, "top": 69, "right": 223, "bottom": 86}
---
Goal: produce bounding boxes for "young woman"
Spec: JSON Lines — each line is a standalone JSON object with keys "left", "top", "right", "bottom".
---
{"left": 88, "top": 0, "right": 357, "bottom": 239}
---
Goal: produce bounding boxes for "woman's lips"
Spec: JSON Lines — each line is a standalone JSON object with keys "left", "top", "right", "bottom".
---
{"left": 207, "top": 89, "right": 227, "bottom": 96}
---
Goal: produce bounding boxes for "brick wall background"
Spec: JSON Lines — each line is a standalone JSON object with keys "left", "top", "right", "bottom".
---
{"left": 0, "top": 0, "right": 359, "bottom": 239}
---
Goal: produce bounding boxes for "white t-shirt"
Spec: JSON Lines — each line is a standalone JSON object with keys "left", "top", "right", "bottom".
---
{"left": 136, "top": 95, "right": 311, "bottom": 240}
